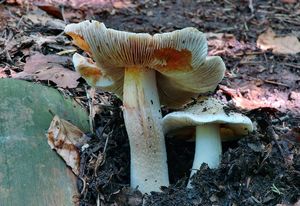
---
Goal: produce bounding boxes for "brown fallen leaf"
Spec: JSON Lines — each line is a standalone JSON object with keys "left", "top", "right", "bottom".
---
{"left": 34, "top": 2, "right": 63, "bottom": 19}
{"left": 47, "top": 115, "right": 89, "bottom": 175}
{"left": 13, "top": 53, "right": 81, "bottom": 88}
{"left": 23, "top": 9, "right": 65, "bottom": 28}
{"left": 219, "top": 84, "right": 300, "bottom": 114}
{"left": 257, "top": 28, "right": 300, "bottom": 54}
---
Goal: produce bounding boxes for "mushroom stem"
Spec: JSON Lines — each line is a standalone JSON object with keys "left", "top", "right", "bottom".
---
{"left": 123, "top": 67, "right": 169, "bottom": 193}
{"left": 187, "top": 124, "right": 221, "bottom": 188}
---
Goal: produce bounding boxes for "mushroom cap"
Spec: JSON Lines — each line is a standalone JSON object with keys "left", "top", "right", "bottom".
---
{"left": 65, "top": 20, "right": 226, "bottom": 108}
{"left": 162, "top": 97, "right": 253, "bottom": 141}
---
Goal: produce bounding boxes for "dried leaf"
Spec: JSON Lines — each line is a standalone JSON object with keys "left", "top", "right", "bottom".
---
{"left": 24, "top": 10, "right": 65, "bottom": 29}
{"left": 47, "top": 115, "right": 89, "bottom": 175}
{"left": 34, "top": 3, "right": 63, "bottom": 19}
{"left": 257, "top": 28, "right": 300, "bottom": 54}
{"left": 13, "top": 53, "right": 81, "bottom": 88}
{"left": 219, "top": 85, "right": 300, "bottom": 114}
{"left": 3, "top": 36, "right": 34, "bottom": 57}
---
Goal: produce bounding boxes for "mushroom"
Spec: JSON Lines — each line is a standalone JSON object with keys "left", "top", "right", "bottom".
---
{"left": 162, "top": 97, "right": 253, "bottom": 187}
{"left": 65, "top": 21, "right": 226, "bottom": 193}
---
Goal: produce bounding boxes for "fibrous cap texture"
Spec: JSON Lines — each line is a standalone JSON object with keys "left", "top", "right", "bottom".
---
{"left": 65, "top": 20, "right": 226, "bottom": 108}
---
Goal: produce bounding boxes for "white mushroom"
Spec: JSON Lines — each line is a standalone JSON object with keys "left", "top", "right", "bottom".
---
{"left": 65, "top": 21, "right": 226, "bottom": 193}
{"left": 162, "top": 97, "right": 253, "bottom": 187}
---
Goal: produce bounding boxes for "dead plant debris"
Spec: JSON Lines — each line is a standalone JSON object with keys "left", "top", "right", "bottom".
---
{"left": 0, "top": 0, "right": 299, "bottom": 205}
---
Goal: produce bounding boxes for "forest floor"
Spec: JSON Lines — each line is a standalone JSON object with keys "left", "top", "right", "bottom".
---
{"left": 0, "top": 0, "right": 300, "bottom": 205}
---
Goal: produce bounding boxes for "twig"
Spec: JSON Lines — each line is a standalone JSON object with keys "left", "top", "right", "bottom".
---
{"left": 60, "top": 5, "right": 67, "bottom": 23}
{"left": 271, "top": 184, "right": 283, "bottom": 195}
{"left": 248, "top": 76, "right": 289, "bottom": 87}
{"left": 268, "top": 126, "right": 287, "bottom": 165}
{"left": 250, "top": 196, "right": 261, "bottom": 204}
{"left": 102, "top": 129, "right": 111, "bottom": 154}
{"left": 239, "top": 61, "right": 263, "bottom": 65}
{"left": 263, "top": 79, "right": 289, "bottom": 87}
{"left": 86, "top": 86, "right": 95, "bottom": 134}
{"left": 94, "top": 119, "right": 115, "bottom": 176}
{"left": 282, "top": 19, "right": 300, "bottom": 26}
{"left": 283, "top": 63, "right": 300, "bottom": 70}
{"left": 224, "top": 0, "right": 235, "bottom": 7}
{"left": 96, "top": 118, "right": 113, "bottom": 140}
{"left": 5, "top": 49, "right": 13, "bottom": 63}
{"left": 248, "top": 0, "right": 254, "bottom": 13}
{"left": 79, "top": 176, "right": 87, "bottom": 195}
{"left": 256, "top": 144, "right": 272, "bottom": 174}
{"left": 235, "top": 51, "right": 265, "bottom": 56}
{"left": 16, "top": 15, "right": 24, "bottom": 29}
{"left": 96, "top": 193, "right": 100, "bottom": 206}
{"left": 271, "top": 115, "right": 289, "bottom": 124}
{"left": 94, "top": 129, "right": 113, "bottom": 176}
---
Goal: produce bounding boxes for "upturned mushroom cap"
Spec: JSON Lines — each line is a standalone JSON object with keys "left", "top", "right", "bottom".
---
{"left": 65, "top": 20, "right": 225, "bottom": 108}
{"left": 72, "top": 53, "right": 115, "bottom": 88}
{"left": 163, "top": 97, "right": 253, "bottom": 141}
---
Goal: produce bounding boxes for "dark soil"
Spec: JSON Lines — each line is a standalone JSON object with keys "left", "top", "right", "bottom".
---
{"left": 1, "top": 0, "right": 299, "bottom": 205}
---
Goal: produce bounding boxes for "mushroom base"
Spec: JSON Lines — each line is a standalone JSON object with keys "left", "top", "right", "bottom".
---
{"left": 188, "top": 124, "right": 221, "bottom": 187}
{"left": 123, "top": 68, "right": 169, "bottom": 193}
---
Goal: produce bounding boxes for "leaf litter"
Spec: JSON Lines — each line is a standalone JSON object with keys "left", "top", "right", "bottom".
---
{"left": 0, "top": 0, "right": 300, "bottom": 205}
{"left": 13, "top": 53, "right": 81, "bottom": 88}
{"left": 257, "top": 28, "right": 300, "bottom": 54}
{"left": 47, "top": 115, "right": 90, "bottom": 175}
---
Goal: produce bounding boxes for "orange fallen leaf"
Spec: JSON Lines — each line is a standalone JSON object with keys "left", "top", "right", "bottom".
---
{"left": 47, "top": 115, "right": 89, "bottom": 175}
{"left": 257, "top": 28, "right": 300, "bottom": 54}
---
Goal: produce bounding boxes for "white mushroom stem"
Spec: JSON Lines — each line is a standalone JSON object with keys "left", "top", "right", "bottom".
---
{"left": 187, "top": 124, "right": 221, "bottom": 188}
{"left": 123, "top": 68, "right": 169, "bottom": 193}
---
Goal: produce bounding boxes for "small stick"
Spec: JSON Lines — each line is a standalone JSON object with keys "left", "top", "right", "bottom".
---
{"left": 96, "top": 193, "right": 100, "bottom": 206}
{"left": 94, "top": 128, "right": 113, "bottom": 176}
{"left": 79, "top": 176, "right": 87, "bottom": 195}
{"left": 283, "top": 63, "right": 300, "bottom": 70}
{"left": 248, "top": 0, "right": 254, "bottom": 13}
{"left": 263, "top": 79, "right": 289, "bottom": 87}
{"left": 85, "top": 86, "right": 95, "bottom": 134}
{"left": 60, "top": 5, "right": 67, "bottom": 23}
